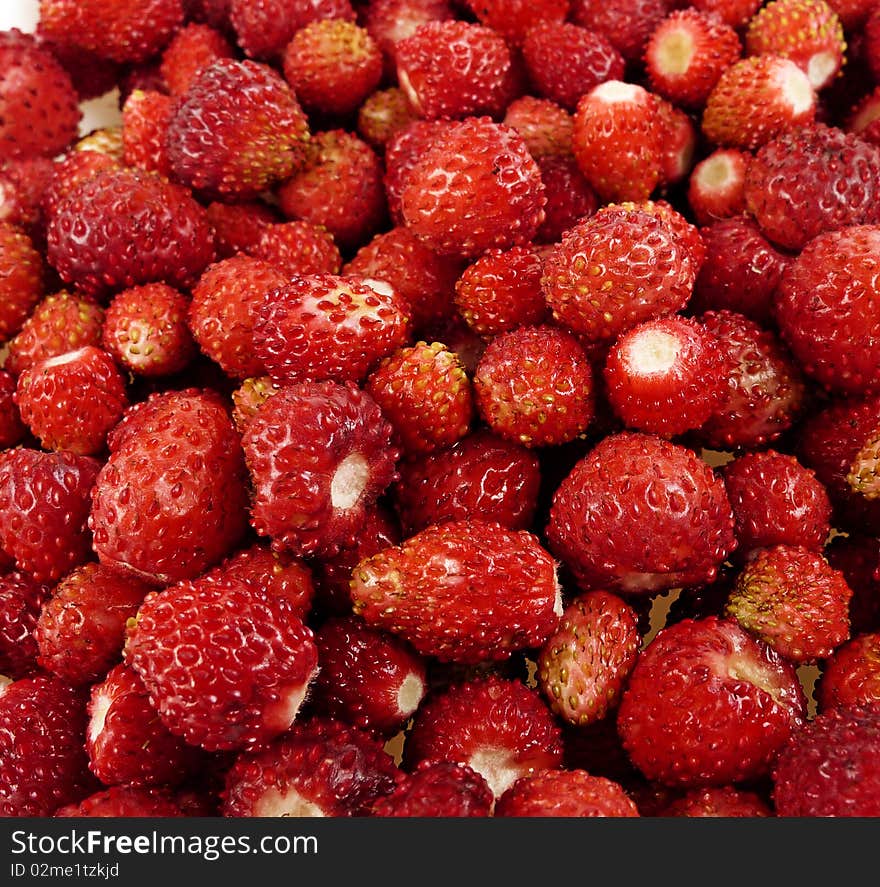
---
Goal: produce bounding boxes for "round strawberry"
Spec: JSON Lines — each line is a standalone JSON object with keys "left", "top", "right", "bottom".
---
{"left": 126, "top": 575, "right": 319, "bottom": 752}
{"left": 0, "top": 221, "right": 44, "bottom": 345}
{"left": 495, "top": 769, "right": 639, "bottom": 817}
{"left": 205, "top": 199, "right": 279, "bottom": 259}
{"left": 40, "top": 148, "right": 121, "bottom": 225}
{"left": 502, "top": 96, "right": 574, "bottom": 160}
{"left": 242, "top": 380, "right": 399, "bottom": 558}
{"left": 817, "top": 632, "right": 880, "bottom": 711}
{"left": 848, "top": 426, "right": 880, "bottom": 501}
{"left": 546, "top": 432, "right": 737, "bottom": 595}
{"left": 687, "top": 148, "right": 750, "bottom": 227}
{"left": 371, "top": 760, "right": 493, "bottom": 817}
{"left": 55, "top": 785, "right": 184, "bottom": 818}
{"left": 617, "top": 616, "right": 806, "bottom": 788}
{"left": 159, "top": 21, "right": 235, "bottom": 96}
{"left": 231, "top": 376, "right": 281, "bottom": 434}
{"left": 0, "top": 371, "right": 26, "bottom": 449}
{"left": 357, "top": 86, "right": 419, "bottom": 150}
{"left": 533, "top": 154, "right": 601, "bottom": 244}
{"left": 246, "top": 220, "right": 342, "bottom": 278}
{"left": 120, "top": 89, "right": 173, "bottom": 179}
{"left": 690, "top": 0, "right": 763, "bottom": 28}
{"left": 658, "top": 785, "right": 772, "bottom": 817}
{"left": 463, "top": 0, "right": 567, "bottom": 47}
{"left": 570, "top": 0, "right": 669, "bottom": 62}
{"left": 0, "top": 572, "right": 49, "bottom": 680}
{"left": 0, "top": 155, "right": 55, "bottom": 236}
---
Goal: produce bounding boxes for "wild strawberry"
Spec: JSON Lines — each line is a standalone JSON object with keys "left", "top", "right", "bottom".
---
{"left": 463, "top": 0, "right": 568, "bottom": 47}
{"left": 0, "top": 572, "right": 49, "bottom": 680}
{"left": 0, "top": 222, "right": 44, "bottom": 345}
{"left": 281, "top": 20, "right": 383, "bottom": 118}
{"left": 243, "top": 380, "right": 399, "bottom": 558}
{"left": 690, "top": 215, "right": 791, "bottom": 325}
{"left": 772, "top": 703, "right": 880, "bottom": 816}
{"left": 521, "top": 23, "right": 625, "bottom": 114}
{"left": 55, "top": 785, "right": 184, "bottom": 818}
{"left": 537, "top": 590, "right": 641, "bottom": 727}
{"left": 400, "top": 117, "right": 546, "bottom": 259}
{"left": 371, "top": 760, "right": 493, "bottom": 817}
{"left": 421, "top": 313, "right": 488, "bottom": 376}
{"left": 87, "top": 663, "right": 205, "bottom": 788}
{"left": 775, "top": 225, "right": 880, "bottom": 396}
{"left": 602, "top": 315, "right": 731, "bottom": 438}
{"left": 223, "top": 716, "right": 400, "bottom": 816}
{"left": 247, "top": 220, "right": 342, "bottom": 277}
{"left": 546, "top": 432, "right": 737, "bottom": 595}
{"left": 618, "top": 616, "right": 806, "bottom": 787}
{"left": 694, "top": 309, "right": 807, "bottom": 451}
{"left": 205, "top": 199, "right": 280, "bottom": 260}
{"left": 502, "top": 96, "right": 574, "bottom": 159}
{"left": 120, "top": 89, "right": 174, "bottom": 179}
{"left": 37, "top": 0, "right": 184, "bottom": 64}
{"left": 454, "top": 246, "right": 547, "bottom": 338}
{"left": 745, "top": 0, "right": 846, "bottom": 92}
{"left": 817, "top": 631, "right": 880, "bottom": 712}
{"left": 229, "top": 0, "right": 356, "bottom": 61}
{"left": 89, "top": 388, "right": 250, "bottom": 585}
{"left": 102, "top": 283, "right": 196, "bottom": 378}
{"left": 848, "top": 425, "right": 880, "bottom": 501}
{"left": 701, "top": 55, "right": 817, "bottom": 150}
{"left": 721, "top": 450, "right": 832, "bottom": 557}
{"left": 276, "top": 129, "right": 387, "bottom": 251}
{"left": 865, "top": 7, "right": 880, "bottom": 84}
{"left": 356, "top": 87, "right": 419, "bottom": 150}
{"left": 188, "top": 255, "right": 287, "bottom": 381}
{"left": 0, "top": 156, "right": 54, "bottom": 237}
{"left": 14, "top": 346, "right": 128, "bottom": 456}
{"left": 0, "top": 674, "right": 95, "bottom": 816}
{"left": 40, "top": 149, "right": 121, "bottom": 225}
{"left": 403, "top": 675, "right": 564, "bottom": 799}
{"left": 825, "top": 0, "right": 875, "bottom": 28}
{"left": 0, "top": 448, "right": 100, "bottom": 584}
{"left": 826, "top": 533, "right": 880, "bottom": 635}
{"left": 687, "top": 148, "right": 750, "bottom": 226}
{"left": 0, "top": 30, "right": 81, "bottom": 160}
{"left": 656, "top": 99, "right": 699, "bottom": 188}
{"left": 541, "top": 206, "right": 697, "bottom": 347}
{"left": 0, "top": 371, "right": 26, "bottom": 449}
{"left": 46, "top": 166, "right": 216, "bottom": 299}
{"left": 310, "top": 616, "right": 427, "bottom": 738}
{"left": 658, "top": 785, "right": 772, "bottom": 816}
{"left": 571, "top": 80, "right": 664, "bottom": 204}
{"left": 691, "top": 0, "right": 763, "bottom": 28}
{"left": 165, "top": 58, "right": 311, "bottom": 201}
{"left": 495, "top": 769, "right": 640, "bottom": 817}
{"left": 644, "top": 9, "right": 742, "bottom": 110}
{"left": 726, "top": 544, "right": 852, "bottom": 663}
{"left": 343, "top": 226, "right": 462, "bottom": 333}
{"left": 351, "top": 518, "right": 562, "bottom": 664}
{"left": 230, "top": 376, "right": 281, "bottom": 434}
{"left": 473, "top": 324, "right": 595, "bottom": 448}
{"left": 126, "top": 576, "right": 319, "bottom": 752}
{"left": 391, "top": 429, "right": 542, "bottom": 535}
{"left": 394, "top": 21, "right": 517, "bottom": 121}
{"left": 533, "top": 155, "right": 600, "bottom": 244}
{"left": 253, "top": 274, "right": 411, "bottom": 386}
{"left": 570, "top": 0, "right": 670, "bottom": 63}
{"left": 159, "top": 21, "right": 234, "bottom": 95}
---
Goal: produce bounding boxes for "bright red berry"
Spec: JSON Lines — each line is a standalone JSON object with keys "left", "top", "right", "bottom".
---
{"left": 0, "top": 572, "right": 49, "bottom": 680}
{"left": 817, "top": 632, "right": 880, "bottom": 710}
{"left": 371, "top": 760, "right": 493, "bottom": 817}
{"left": 495, "top": 768, "right": 640, "bottom": 817}
{"left": 55, "top": 785, "right": 184, "bottom": 818}
{"left": 159, "top": 21, "right": 234, "bottom": 96}
{"left": 0, "top": 222, "right": 44, "bottom": 345}
{"left": 687, "top": 148, "right": 750, "bottom": 226}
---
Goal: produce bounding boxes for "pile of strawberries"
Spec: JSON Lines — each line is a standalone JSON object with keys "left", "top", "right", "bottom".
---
{"left": 2, "top": 0, "right": 880, "bottom": 819}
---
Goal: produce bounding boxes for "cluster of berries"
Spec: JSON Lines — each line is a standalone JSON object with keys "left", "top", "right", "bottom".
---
{"left": 2, "top": 0, "right": 880, "bottom": 819}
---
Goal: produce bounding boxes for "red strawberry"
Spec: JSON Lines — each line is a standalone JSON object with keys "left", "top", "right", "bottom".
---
{"left": 102, "top": 283, "right": 196, "bottom": 378}
{"left": 365, "top": 341, "right": 474, "bottom": 456}
{"left": 159, "top": 21, "right": 235, "bottom": 95}
{"left": 253, "top": 274, "right": 411, "bottom": 385}
{"left": 570, "top": 0, "right": 670, "bottom": 62}
{"left": 371, "top": 760, "right": 493, "bottom": 817}
{"left": 0, "top": 371, "right": 26, "bottom": 449}
{"left": 188, "top": 255, "right": 287, "bottom": 380}
{"left": 89, "top": 388, "right": 250, "bottom": 585}
{"left": 391, "top": 429, "right": 542, "bottom": 535}
{"left": 473, "top": 324, "right": 595, "bottom": 448}
{"left": 0, "top": 572, "right": 49, "bottom": 679}
{"left": 701, "top": 55, "right": 817, "bottom": 150}
{"left": 617, "top": 616, "right": 806, "bottom": 787}
{"left": 745, "top": 0, "right": 846, "bottom": 92}
{"left": 165, "top": 58, "right": 311, "bottom": 201}
{"left": 120, "top": 89, "right": 174, "bottom": 179}
{"left": 231, "top": 375, "right": 281, "bottom": 433}
{"left": 223, "top": 716, "right": 400, "bottom": 816}
{"left": 14, "top": 346, "right": 129, "bottom": 456}
{"left": 690, "top": 0, "right": 762, "bottom": 28}
{"left": 825, "top": 0, "right": 875, "bottom": 29}
{"left": 363, "top": 0, "right": 454, "bottom": 70}
{"left": 46, "top": 166, "right": 216, "bottom": 299}
{"left": 817, "top": 631, "right": 880, "bottom": 710}
{"left": 281, "top": 19, "right": 383, "bottom": 118}
{"left": 0, "top": 222, "right": 44, "bottom": 345}
{"left": 537, "top": 590, "right": 641, "bottom": 727}
{"left": 394, "top": 21, "right": 517, "bottom": 120}
{"left": 775, "top": 225, "right": 880, "bottom": 396}
{"left": 772, "top": 703, "right": 880, "bottom": 816}
{"left": 603, "top": 314, "right": 731, "bottom": 437}
{"left": 0, "top": 674, "right": 95, "bottom": 816}
{"left": 546, "top": 432, "right": 737, "bottom": 595}
{"left": 687, "top": 148, "right": 750, "bottom": 227}
{"left": 656, "top": 98, "right": 698, "bottom": 188}
{"left": 310, "top": 616, "right": 428, "bottom": 738}
{"left": 721, "top": 449, "right": 832, "bottom": 556}
{"left": 356, "top": 87, "right": 419, "bottom": 150}
{"left": 521, "top": 22, "right": 625, "bottom": 114}
{"left": 502, "top": 96, "right": 574, "bottom": 159}
{"left": 726, "top": 544, "right": 852, "bottom": 663}
{"left": 243, "top": 380, "right": 399, "bottom": 558}
{"left": 464, "top": 0, "right": 568, "bottom": 47}
{"left": 86, "top": 663, "right": 205, "bottom": 788}
{"left": 644, "top": 8, "right": 742, "bottom": 110}
{"left": 403, "top": 675, "right": 564, "bottom": 799}
{"left": 847, "top": 85, "right": 880, "bottom": 147}
{"left": 247, "top": 220, "right": 342, "bottom": 278}
{"left": 126, "top": 575, "right": 319, "bottom": 751}
{"left": 205, "top": 199, "right": 280, "bottom": 259}
{"left": 0, "top": 155, "right": 55, "bottom": 237}
{"left": 694, "top": 309, "right": 807, "bottom": 451}
{"left": 351, "top": 518, "right": 562, "bottom": 664}
{"left": 0, "top": 30, "right": 81, "bottom": 160}
{"left": 658, "top": 785, "right": 772, "bottom": 816}
{"left": 0, "top": 448, "right": 100, "bottom": 584}
{"left": 55, "top": 785, "right": 184, "bottom": 818}
{"left": 35, "top": 563, "right": 151, "bottom": 686}
{"left": 40, "top": 148, "right": 121, "bottom": 224}
{"left": 533, "top": 154, "right": 600, "bottom": 244}
{"left": 454, "top": 246, "right": 548, "bottom": 338}
{"left": 399, "top": 117, "right": 546, "bottom": 260}
{"left": 848, "top": 425, "right": 880, "bottom": 500}
{"left": 495, "top": 769, "right": 640, "bottom": 817}
{"left": 276, "top": 129, "right": 387, "bottom": 251}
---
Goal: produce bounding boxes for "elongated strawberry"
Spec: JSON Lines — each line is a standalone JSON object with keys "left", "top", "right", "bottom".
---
{"left": 371, "top": 760, "right": 493, "bottom": 817}
{"left": 351, "top": 518, "right": 562, "bottom": 664}
{"left": 495, "top": 769, "right": 639, "bottom": 817}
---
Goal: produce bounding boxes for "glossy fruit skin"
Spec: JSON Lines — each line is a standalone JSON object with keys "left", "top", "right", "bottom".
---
{"left": 817, "top": 632, "right": 880, "bottom": 711}
{"left": 0, "top": 221, "right": 45, "bottom": 345}
{"left": 495, "top": 768, "right": 640, "bottom": 817}
{"left": 54, "top": 785, "right": 184, "bottom": 818}
{"left": 0, "top": 572, "right": 49, "bottom": 679}
{"left": 370, "top": 760, "right": 493, "bottom": 817}
{"left": 658, "top": 785, "right": 772, "bottom": 817}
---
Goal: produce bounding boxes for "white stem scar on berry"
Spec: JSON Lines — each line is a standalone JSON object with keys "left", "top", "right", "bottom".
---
{"left": 330, "top": 453, "right": 370, "bottom": 511}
